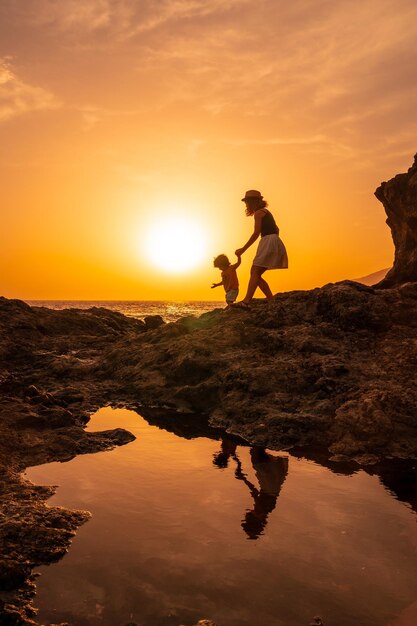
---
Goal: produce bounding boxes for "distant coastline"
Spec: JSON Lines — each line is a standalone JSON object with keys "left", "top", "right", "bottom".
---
{"left": 354, "top": 268, "right": 390, "bottom": 285}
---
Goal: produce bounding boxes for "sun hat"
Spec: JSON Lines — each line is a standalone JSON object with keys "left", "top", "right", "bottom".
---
{"left": 241, "top": 189, "right": 263, "bottom": 202}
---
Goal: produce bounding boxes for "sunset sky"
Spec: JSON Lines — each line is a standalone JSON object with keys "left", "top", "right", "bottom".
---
{"left": 1, "top": 0, "right": 417, "bottom": 300}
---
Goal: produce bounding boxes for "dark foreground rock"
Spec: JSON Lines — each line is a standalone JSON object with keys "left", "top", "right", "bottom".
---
{"left": 0, "top": 301, "right": 141, "bottom": 625}
{"left": 1, "top": 155, "right": 417, "bottom": 624}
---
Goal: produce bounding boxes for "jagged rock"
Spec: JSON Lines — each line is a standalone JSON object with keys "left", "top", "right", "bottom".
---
{"left": 375, "top": 154, "right": 417, "bottom": 287}
{"left": 144, "top": 314, "right": 165, "bottom": 329}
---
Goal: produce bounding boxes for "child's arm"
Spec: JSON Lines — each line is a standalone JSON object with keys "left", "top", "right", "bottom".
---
{"left": 211, "top": 281, "right": 223, "bottom": 289}
{"left": 231, "top": 255, "right": 242, "bottom": 270}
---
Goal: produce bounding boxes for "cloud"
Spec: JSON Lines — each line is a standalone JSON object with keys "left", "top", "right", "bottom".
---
{"left": 77, "top": 104, "right": 143, "bottom": 130}
{"left": 125, "top": 0, "right": 417, "bottom": 167}
{"left": 21, "top": 0, "right": 251, "bottom": 39}
{"left": 0, "top": 58, "right": 60, "bottom": 123}
{"left": 135, "top": 0, "right": 417, "bottom": 110}
{"left": 1, "top": 0, "right": 416, "bottom": 167}
{"left": 29, "top": 0, "right": 114, "bottom": 32}
{"left": 126, "top": 0, "right": 251, "bottom": 36}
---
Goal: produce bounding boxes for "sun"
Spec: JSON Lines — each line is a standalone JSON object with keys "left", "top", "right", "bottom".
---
{"left": 144, "top": 216, "right": 208, "bottom": 274}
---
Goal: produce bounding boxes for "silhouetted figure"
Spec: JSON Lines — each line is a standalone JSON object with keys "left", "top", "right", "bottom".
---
{"left": 235, "top": 447, "right": 288, "bottom": 540}
{"left": 234, "top": 189, "right": 288, "bottom": 307}
{"left": 212, "top": 437, "right": 238, "bottom": 469}
{"left": 211, "top": 253, "right": 241, "bottom": 306}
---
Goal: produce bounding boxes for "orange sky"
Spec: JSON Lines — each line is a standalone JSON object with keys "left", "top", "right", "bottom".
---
{"left": 1, "top": 0, "right": 417, "bottom": 300}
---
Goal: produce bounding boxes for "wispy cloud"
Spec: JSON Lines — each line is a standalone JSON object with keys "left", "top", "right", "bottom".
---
{"left": 133, "top": 0, "right": 417, "bottom": 113}
{"left": 77, "top": 104, "right": 143, "bottom": 131}
{"left": 30, "top": 0, "right": 114, "bottom": 32}
{"left": 1, "top": 0, "right": 416, "bottom": 167}
{"left": 22, "top": 0, "right": 251, "bottom": 39}
{"left": 123, "top": 0, "right": 417, "bottom": 167}
{"left": 0, "top": 58, "right": 60, "bottom": 122}
{"left": 126, "top": 0, "right": 251, "bottom": 36}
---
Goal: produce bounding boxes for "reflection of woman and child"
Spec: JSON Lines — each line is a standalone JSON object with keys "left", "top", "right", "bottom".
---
{"left": 213, "top": 437, "right": 289, "bottom": 540}
{"left": 211, "top": 189, "right": 288, "bottom": 307}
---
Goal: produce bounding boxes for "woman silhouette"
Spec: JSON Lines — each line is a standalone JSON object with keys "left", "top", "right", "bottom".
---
{"left": 235, "top": 448, "right": 289, "bottom": 540}
{"left": 235, "top": 190, "right": 288, "bottom": 306}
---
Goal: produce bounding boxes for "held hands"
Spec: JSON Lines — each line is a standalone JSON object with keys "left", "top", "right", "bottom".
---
{"left": 235, "top": 248, "right": 244, "bottom": 257}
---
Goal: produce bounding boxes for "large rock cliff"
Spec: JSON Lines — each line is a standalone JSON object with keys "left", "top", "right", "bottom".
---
{"left": 375, "top": 154, "right": 417, "bottom": 287}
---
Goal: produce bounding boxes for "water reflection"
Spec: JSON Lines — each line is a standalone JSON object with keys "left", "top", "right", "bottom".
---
{"left": 238, "top": 448, "right": 288, "bottom": 540}
{"left": 291, "top": 446, "right": 417, "bottom": 518}
{"left": 213, "top": 439, "right": 288, "bottom": 539}
{"left": 213, "top": 437, "right": 238, "bottom": 469}
{"left": 26, "top": 407, "right": 417, "bottom": 626}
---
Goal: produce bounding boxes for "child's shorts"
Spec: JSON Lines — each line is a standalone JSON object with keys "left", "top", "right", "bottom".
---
{"left": 226, "top": 288, "right": 239, "bottom": 304}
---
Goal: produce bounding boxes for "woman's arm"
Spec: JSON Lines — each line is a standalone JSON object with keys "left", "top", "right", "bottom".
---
{"left": 235, "top": 210, "right": 264, "bottom": 256}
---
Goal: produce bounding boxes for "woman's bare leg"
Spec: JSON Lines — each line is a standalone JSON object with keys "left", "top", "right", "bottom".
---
{"left": 258, "top": 275, "right": 274, "bottom": 300}
{"left": 243, "top": 266, "right": 270, "bottom": 303}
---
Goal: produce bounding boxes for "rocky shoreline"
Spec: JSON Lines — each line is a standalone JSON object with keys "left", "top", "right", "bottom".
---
{"left": 1, "top": 155, "right": 417, "bottom": 624}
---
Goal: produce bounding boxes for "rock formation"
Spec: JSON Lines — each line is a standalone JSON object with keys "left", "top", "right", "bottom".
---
{"left": 375, "top": 153, "right": 417, "bottom": 287}
{"left": 1, "top": 154, "right": 417, "bottom": 625}
{"left": 99, "top": 279, "right": 417, "bottom": 462}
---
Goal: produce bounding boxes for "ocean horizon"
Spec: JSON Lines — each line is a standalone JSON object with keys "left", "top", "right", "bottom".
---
{"left": 25, "top": 300, "right": 224, "bottom": 324}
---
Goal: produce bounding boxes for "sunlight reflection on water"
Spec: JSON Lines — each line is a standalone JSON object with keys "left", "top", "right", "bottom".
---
{"left": 26, "top": 301, "right": 224, "bottom": 323}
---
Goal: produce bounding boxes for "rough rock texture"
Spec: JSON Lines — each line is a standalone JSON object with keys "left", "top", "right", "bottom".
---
{"left": 375, "top": 153, "right": 417, "bottom": 287}
{"left": 99, "top": 280, "right": 417, "bottom": 462}
{"left": 2, "top": 289, "right": 417, "bottom": 624}
{"left": 1, "top": 155, "right": 417, "bottom": 625}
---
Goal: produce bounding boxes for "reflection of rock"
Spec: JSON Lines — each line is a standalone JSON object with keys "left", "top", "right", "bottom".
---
{"left": 367, "top": 459, "right": 417, "bottom": 515}
{"left": 291, "top": 446, "right": 417, "bottom": 518}
{"left": 139, "top": 406, "right": 245, "bottom": 445}
{"left": 375, "top": 154, "right": 417, "bottom": 287}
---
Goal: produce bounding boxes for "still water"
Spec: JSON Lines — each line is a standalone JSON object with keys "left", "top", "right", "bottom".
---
{"left": 26, "top": 408, "right": 417, "bottom": 626}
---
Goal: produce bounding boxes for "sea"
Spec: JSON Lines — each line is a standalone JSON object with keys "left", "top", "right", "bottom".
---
{"left": 25, "top": 300, "right": 224, "bottom": 324}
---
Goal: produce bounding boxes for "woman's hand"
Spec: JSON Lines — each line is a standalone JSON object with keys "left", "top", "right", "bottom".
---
{"left": 235, "top": 248, "right": 244, "bottom": 257}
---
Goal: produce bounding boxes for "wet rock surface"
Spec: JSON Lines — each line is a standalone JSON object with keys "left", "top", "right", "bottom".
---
{"left": 1, "top": 156, "right": 417, "bottom": 624}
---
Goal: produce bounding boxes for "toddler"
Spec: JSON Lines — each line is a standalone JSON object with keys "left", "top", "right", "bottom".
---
{"left": 211, "top": 254, "right": 241, "bottom": 305}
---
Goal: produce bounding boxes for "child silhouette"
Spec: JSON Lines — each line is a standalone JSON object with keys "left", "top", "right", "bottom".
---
{"left": 211, "top": 253, "right": 241, "bottom": 306}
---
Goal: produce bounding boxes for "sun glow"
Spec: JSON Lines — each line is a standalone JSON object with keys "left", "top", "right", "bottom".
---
{"left": 143, "top": 217, "right": 209, "bottom": 274}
